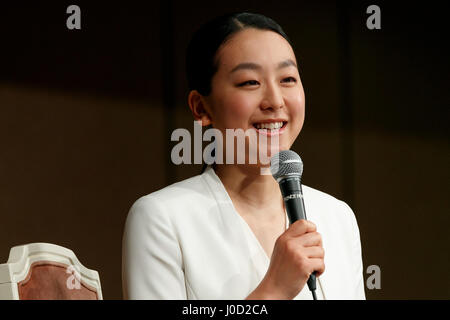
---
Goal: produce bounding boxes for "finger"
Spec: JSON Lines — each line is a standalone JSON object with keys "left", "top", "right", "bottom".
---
{"left": 309, "top": 258, "right": 325, "bottom": 277}
{"left": 304, "top": 246, "right": 325, "bottom": 259}
{"left": 287, "top": 219, "right": 316, "bottom": 237}
{"left": 298, "top": 232, "right": 322, "bottom": 247}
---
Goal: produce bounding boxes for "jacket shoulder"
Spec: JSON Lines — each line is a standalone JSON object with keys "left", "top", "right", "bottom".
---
{"left": 128, "top": 173, "right": 212, "bottom": 220}
{"left": 302, "top": 184, "right": 346, "bottom": 207}
{"left": 301, "top": 184, "right": 356, "bottom": 223}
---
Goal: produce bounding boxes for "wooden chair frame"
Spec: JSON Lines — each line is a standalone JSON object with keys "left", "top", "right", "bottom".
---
{"left": 0, "top": 243, "right": 102, "bottom": 299}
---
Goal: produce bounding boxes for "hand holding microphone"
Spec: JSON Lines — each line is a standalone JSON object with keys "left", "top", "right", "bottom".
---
{"left": 249, "top": 150, "right": 324, "bottom": 300}
{"left": 257, "top": 219, "right": 325, "bottom": 300}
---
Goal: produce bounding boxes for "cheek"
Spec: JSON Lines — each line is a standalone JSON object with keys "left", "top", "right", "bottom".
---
{"left": 286, "top": 90, "right": 305, "bottom": 125}
{"left": 218, "top": 92, "right": 256, "bottom": 127}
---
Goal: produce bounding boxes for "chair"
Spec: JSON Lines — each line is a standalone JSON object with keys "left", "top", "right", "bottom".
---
{"left": 0, "top": 243, "right": 103, "bottom": 299}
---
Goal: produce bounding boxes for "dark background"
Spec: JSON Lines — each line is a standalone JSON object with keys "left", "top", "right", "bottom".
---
{"left": 1, "top": 1, "right": 448, "bottom": 299}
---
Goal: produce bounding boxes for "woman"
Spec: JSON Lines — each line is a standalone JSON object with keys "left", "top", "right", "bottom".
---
{"left": 122, "top": 12, "right": 365, "bottom": 300}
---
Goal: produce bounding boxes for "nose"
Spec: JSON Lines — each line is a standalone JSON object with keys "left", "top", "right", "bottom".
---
{"left": 260, "top": 82, "right": 284, "bottom": 111}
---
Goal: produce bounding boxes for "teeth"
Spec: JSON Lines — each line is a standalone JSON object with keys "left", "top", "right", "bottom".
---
{"left": 254, "top": 122, "right": 284, "bottom": 130}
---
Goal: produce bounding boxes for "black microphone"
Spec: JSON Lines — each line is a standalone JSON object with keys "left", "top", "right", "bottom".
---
{"left": 270, "top": 150, "right": 318, "bottom": 300}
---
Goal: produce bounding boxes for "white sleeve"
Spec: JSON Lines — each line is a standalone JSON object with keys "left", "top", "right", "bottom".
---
{"left": 341, "top": 201, "right": 366, "bottom": 300}
{"left": 122, "top": 196, "right": 187, "bottom": 299}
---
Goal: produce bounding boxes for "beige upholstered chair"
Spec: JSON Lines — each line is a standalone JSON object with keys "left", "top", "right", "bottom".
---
{"left": 0, "top": 243, "right": 102, "bottom": 300}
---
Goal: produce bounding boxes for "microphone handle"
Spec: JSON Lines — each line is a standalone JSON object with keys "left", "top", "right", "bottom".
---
{"left": 279, "top": 178, "right": 317, "bottom": 298}
{"left": 284, "top": 195, "right": 307, "bottom": 222}
{"left": 279, "top": 177, "right": 308, "bottom": 221}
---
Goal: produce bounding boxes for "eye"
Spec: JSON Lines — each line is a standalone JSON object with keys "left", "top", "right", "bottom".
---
{"left": 281, "top": 77, "right": 297, "bottom": 83}
{"left": 238, "top": 80, "right": 259, "bottom": 87}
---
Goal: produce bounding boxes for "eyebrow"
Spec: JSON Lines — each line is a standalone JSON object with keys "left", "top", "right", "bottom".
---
{"left": 230, "top": 59, "right": 297, "bottom": 73}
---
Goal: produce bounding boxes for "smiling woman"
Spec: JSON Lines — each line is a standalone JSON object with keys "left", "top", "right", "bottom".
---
{"left": 122, "top": 12, "right": 365, "bottom": 300}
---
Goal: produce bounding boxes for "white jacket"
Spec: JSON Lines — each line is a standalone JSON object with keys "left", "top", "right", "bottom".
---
{"left": 122, "top": 166, "right": 366, "bottom": 300}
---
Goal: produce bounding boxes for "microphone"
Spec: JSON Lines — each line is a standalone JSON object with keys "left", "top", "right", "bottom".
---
{"left": 270, "top": 150, "right": 318, "bottom": 300}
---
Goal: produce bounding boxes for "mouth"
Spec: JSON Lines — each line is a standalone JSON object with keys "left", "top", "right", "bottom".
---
{"left": 252, "top": 120, "right": 287, "bottom": 136}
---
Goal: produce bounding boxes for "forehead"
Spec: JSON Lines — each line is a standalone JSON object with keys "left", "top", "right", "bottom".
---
{"left": 215, "top": 28, "right": 296, "bottom": 72}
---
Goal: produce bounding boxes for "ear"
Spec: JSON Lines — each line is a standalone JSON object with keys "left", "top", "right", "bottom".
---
{"left": 188, "top": 90, "right": 213, "bottom": 126}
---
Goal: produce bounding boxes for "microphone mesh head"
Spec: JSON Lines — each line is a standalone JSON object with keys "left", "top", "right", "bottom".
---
{"left": 270, "top": 150, "right": 303, "bottom": 180}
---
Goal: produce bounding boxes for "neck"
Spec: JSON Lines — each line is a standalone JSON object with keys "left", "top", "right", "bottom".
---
{"left": 213, "top": 164, "right": 283, "bottom": 211}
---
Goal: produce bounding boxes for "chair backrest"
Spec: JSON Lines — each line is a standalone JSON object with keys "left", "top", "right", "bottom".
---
{"left": 0, "top": 243, "right": 103, "bottom": 300}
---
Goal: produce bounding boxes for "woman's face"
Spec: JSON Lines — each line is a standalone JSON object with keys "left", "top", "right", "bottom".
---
{"left": 204, "top": 28, "right": 305, "bottom": 164}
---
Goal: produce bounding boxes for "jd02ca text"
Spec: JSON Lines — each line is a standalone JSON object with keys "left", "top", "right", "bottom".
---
{"left": 225, "top": 304, "right": 268, "bottom": 317}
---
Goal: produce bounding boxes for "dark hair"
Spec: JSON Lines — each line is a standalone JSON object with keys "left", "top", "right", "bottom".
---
{"left": 186, "top": 12, "right": 293, "bottom": 97}
{"left": 186, "top": 12, "right": 293, "bottom": 174}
